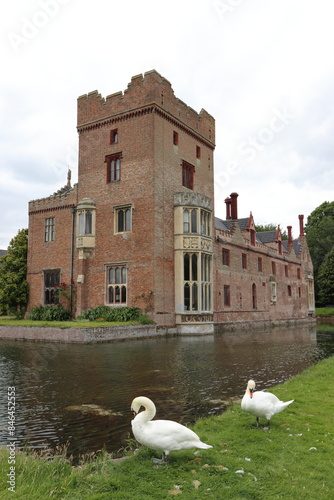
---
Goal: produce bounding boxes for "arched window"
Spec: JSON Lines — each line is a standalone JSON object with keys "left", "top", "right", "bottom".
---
{"left": 116, "top": 206, "right": 132, "bottom": 232}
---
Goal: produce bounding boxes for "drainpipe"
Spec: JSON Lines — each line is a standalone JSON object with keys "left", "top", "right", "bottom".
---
{"left": 70, "top": 206, "right": 76, "bottom": 316}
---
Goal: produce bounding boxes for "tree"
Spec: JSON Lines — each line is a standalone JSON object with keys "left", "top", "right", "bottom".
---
{"left": 305, "top": 201, "right": 334, "bottom": 306}
{"left": 304, "top": 201, "right": 334, "bottom": 276}
{"left": 317, "top": 247, "right": 334, "bottom": 306}
{"left": 0, "top": 229, "right": 29, "bottom": 317}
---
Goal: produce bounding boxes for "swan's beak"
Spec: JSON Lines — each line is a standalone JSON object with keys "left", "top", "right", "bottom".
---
{"left": 249, "top": 389, "right": 254, "bottom": 399}
{"left": 132, "top": 410, "right": 137, "bottom": 416}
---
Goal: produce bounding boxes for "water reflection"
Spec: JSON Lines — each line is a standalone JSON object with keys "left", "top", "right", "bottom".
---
{"left": 0, "top": 325, "right": 333, "bottom": 460}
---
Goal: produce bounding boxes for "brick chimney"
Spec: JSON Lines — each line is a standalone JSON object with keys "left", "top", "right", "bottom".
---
{"left": 230, "top": 192, "right": 239, "bottom": 220}
{"left": 225, "top": 197, "right": 231, "bottom": 219}
{"left": 287, "top": 225, "right": 292, "bottom": 248}
{"left": 298, "top": 215, "right": 304, "bottom": 236}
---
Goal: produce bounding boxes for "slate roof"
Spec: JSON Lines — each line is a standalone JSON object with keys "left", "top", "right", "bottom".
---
{"left": 214, "top": 217, "right": 250, "bottom": 232}
{"left": 256, "top": 231, "right": 277, "bottom": 244}
{"left": 282, "top": 239, "right": 301, "bottom": 256}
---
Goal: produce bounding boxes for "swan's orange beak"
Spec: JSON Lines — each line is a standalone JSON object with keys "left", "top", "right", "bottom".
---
{"left": 249, "top": 389, "right": 254, "bottom": 399}
{"left": 132, "top": 410, "right": 137, "bottom": 416}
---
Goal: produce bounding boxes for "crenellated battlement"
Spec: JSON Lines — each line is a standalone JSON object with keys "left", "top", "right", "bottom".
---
{"left": 77, "top": 70, "right": 215, "bottom": 144}
{"left": 29, "top": 184, "right": 78, "bottom": 214}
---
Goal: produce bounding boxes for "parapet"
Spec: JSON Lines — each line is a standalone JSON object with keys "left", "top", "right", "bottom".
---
{"left": 29, "top": 184, "right": 78, "bottom": 214}
{"left": 77, "top": 70, "right": 215, "bottom": 144}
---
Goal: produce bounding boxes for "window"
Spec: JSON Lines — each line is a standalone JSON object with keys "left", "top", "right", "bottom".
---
{"left": 201, "top": 253, "right": 212, "bottom": 311}
{"left": 182, "top": 160, "right": 194, "bottom": 190}
{"left": 44, "top": 269, "right": 60, "bottom": 305}
{"left": 222, "top": 249, "right": 230, "bottom": 266}
{"left": 297, "top": 267, "right": 301, "bottom": 279}
{"left": 183, "top": 208, "right": 210, "bottom": 235}
{"left": 183, "top": 209, "right": 198, "bottom": 233}
{"left": 78, "top": 210, "right": 92, "bottom": 235}
{"left": 106, "top": 153, "right": 121, "bottom": 182}
{"left": 242, "top": 253, "right": 247, "bottom": 270}
{"left": 258, "top": 257, "right": 263, "bottom": 272}
{"left": 183, "top": 252, "right": 198, "bottom": 311}
{"left": 110, "top": 129, "right": 118, "bottom": 144}
{"left": 183, "top": 252, "right": 212, "bottom": 312}
{"left": 173, "top": 131, "right": 179, "bottom": 145}
{"left": 196, "top": 146, "right": 201, "bottom": 159}
{"left": 287, "top": 285, "right": 292, "bottom": 297}
{"left": 224, "top": 285, "right": 230, "bottom": 306}
{"left": 200, "top": 210, "right": 210, "bottom": 236}
{"left": 271, "top": 261, "right": 276, "bottom": 275}
{"left": 285, "top": 265, "right": 289, "bottom": 277}
{"left": 252, "top": 283, "right": 257, "bottom": 309}
{"left": 271, "top": 282, "right": 277, "bottom": 302}
{"left": 45, "top": 217, "right": 55, "bottom": 242}
{"left": 107, "top": 265, "right": 127, "bottom": 304}
{"left": 115, "top": 206, "right": 132, "bottom": 233}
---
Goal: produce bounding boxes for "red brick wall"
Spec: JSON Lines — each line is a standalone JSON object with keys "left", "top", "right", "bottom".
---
{"left": 27, "top": 188, "right": 78, "bottom": 311}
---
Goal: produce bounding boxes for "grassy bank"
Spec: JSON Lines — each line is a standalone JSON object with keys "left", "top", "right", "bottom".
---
{"left": 1, "top": 356, "right": 334, "bottom": 499}
{"left": 0, "top": 316, "right": 151, "bottom": 329}
{"left": 316, "top": 307, "right": 334, "bottom": 316}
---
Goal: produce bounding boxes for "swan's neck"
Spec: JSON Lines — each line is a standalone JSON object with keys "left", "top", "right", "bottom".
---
{"left": 136, "top": 402, "right": 156, "bottom": 423}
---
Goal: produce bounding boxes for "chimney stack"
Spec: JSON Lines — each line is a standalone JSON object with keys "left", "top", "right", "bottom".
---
{"left": 287, "top": 225, "right": 293, "bottom": 248}
{"left": 230, "top": 192, "right": 239, "bottom": 220}
{"left": 298, "top": 215, "right": 304, "bottom": 236}
{"left": 225, "top": 197, "right": 231, "bottom": 219}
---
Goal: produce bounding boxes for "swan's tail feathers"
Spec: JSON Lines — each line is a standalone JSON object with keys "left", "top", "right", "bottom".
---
{"left": 279, "top": 399, "right": 294, "bottom": 412}
{"left": 197, "top": 442, "right": 213, "bottom": 449}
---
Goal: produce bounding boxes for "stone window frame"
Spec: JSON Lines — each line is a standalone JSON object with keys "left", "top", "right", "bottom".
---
{"left": 183, "top": 207, "right": 211, "bottom": 236}
{"left": 44, "top": 268, "right": 60, "bottom": 305}
{"left": 106, "top": 263, "right": 127, "bottom": 305}
{"left": 78, "top": 210, "right": 93, "bottom": 236}
{"left": 114, "top": 204, "right": 132, "bottom": 234}
{"left": 45, "top": 217, "right": 55, "bottom": 242}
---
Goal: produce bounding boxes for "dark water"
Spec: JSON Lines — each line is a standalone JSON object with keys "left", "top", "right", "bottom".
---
{"left": 1, "top": 325, "right": 333, "bottom": 460}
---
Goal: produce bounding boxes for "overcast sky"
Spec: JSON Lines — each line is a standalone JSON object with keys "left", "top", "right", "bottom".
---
{"left": 1, "top": 0, "right": 333, "bottom": 249}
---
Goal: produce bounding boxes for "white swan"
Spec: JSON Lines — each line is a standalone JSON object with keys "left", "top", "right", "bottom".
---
{"left": 241, "top": 380, "right": 294, "bottom": 428}
{"left": 131, "top": 396, "right": 212, "bottom": 464}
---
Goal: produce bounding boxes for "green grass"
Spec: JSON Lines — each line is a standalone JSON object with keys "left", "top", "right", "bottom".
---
{"left": 0, "top": 317, "right": 152, "bottom": 329}
{"left": 1, "top": 356, "right": 334, "bottom": 499}
{"left": 316, "top": 307, "right": 334, "bottom": 316}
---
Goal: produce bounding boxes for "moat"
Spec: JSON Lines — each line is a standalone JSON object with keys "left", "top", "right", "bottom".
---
{"left": 1, "top": 325, "right": 333, "bottom": 461}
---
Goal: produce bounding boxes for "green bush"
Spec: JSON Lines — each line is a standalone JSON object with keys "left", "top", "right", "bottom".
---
{"left": 29, "top": 304, "right": 72, "bottom": 321}
{"left": 79, "top": 306, "right": 141, "bottom": 322}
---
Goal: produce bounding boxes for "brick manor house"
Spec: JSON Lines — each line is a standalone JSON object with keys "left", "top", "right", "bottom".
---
{"left": 26, "top": 70, "right": 315, "bottom": 333}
